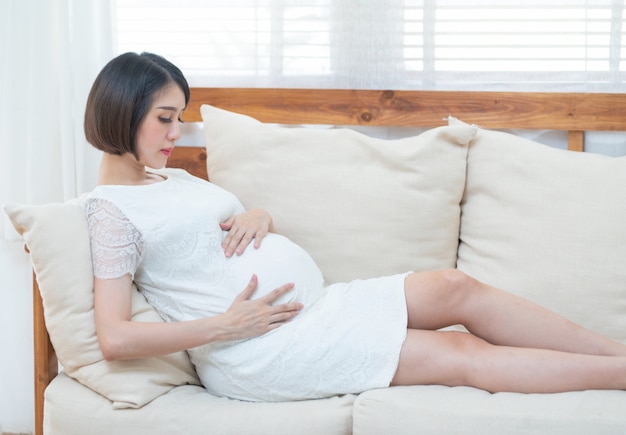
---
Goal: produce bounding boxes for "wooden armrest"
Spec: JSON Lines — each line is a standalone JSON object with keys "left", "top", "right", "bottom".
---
{"left": 33, "top": 273, "right": 57, "bottom": 435}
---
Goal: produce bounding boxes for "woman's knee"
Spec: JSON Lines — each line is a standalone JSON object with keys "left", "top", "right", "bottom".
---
{"left": 431, "top": 269, "right": 476, "bottom": 308}
{"left": 392, "top": 329, "right": 490, "bottom": 387}
{"left": 406, "top": 268, "right": 470, "bottom": 293}
{"left": 404, "top": 269, "right": 476, "bottom": 329}
{"left": 437, "top": 269, "right": 471, "bottom": 291}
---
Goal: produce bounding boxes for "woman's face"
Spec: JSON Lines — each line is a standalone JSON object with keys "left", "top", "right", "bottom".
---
{"left": 135, "top": 84, "right": 186, "bottom": 169}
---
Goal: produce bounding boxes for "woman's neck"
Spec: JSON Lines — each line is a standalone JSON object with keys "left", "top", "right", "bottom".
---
{"left": 98, "top": 153, "right": 164, "bottom": 186}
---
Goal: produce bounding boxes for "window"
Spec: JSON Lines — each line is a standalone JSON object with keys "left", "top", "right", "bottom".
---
{"left": 114, "top": 0, "right": 625, "bottom": 91}
{"left": 115, "top": 0, "right": 333, "bottom": 87}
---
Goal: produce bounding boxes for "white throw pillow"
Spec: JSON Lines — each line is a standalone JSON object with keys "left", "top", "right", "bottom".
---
{"left": 202, "top": 105, "right": 476, "bottom": 284}
{"left": 452, "top": 117, "right": 626, "bottom": 343}
{"left": 5, "top": 198, "right": 200, "bottom": 409}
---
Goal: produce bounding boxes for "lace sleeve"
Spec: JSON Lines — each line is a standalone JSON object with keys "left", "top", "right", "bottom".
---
{"left": 86, "top": 197, "right": 144, "bottom": 280}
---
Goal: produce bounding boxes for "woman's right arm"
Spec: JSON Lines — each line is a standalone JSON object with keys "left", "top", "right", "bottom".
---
{"left": 94, "top": 273, "right": 302, "bottom": 361}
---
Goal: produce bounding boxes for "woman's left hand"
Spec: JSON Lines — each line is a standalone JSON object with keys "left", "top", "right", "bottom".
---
{"left": 220, "top": 208, "right": 274, "bottom": 257}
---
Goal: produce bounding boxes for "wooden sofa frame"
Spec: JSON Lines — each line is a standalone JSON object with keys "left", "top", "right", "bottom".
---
{"left": 32, "top": 88, "right": 626, "bottom": 435}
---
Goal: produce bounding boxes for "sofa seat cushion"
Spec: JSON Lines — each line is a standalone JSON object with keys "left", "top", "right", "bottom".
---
{"left": 202, "top": 105, "right": 476, "bottom": 284}
{"left": 452, "top": 117, "right": 626, "bottom": 344}
{"left": 44, "top": 372, "right": 355, "bottom": 435}
{"left": 352, "top": 385, "right": 626, "bottom": 435}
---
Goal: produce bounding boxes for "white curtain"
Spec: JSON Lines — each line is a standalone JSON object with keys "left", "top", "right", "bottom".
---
{"left": 0, "top": 0, "right": 114, "bottom": 238}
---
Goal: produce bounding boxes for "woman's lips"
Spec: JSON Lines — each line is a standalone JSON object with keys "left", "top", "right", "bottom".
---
{"left": 161, "top": 148, "right": 174, "bottom": 157}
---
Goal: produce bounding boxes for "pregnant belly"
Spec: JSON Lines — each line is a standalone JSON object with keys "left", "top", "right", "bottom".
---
{"left": 225, "top": 232, "right": 326, "bottom": 307}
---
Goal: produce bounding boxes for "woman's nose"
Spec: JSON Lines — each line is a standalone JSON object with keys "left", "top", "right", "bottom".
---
{"left": 168, "top": 120, "right": 181, "bottom": 141}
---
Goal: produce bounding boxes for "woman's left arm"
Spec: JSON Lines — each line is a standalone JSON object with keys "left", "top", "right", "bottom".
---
{"left": 220, "top": 208, "right": 275, "bottom": 257}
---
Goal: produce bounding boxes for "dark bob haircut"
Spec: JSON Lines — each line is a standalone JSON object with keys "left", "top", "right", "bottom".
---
{"left": 84, "top": 52, "right": 190, "bottom": 158}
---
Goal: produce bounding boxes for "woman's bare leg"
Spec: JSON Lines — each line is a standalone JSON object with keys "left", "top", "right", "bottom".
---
{"left": 391, "top": 329, "right": 626, "bottom": 393}
{"left": 403, "top": 269, "right": 626, "bottom": 356}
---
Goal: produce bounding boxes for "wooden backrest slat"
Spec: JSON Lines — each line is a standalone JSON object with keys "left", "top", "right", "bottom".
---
{"left": 568, "top": 131, "right": 585, "bottom": 152}
{"left": 184, "top": 88, "right": 626, "bottom": 132}
{"left": 167, "top": 147, "right": 208, "bottom": 180}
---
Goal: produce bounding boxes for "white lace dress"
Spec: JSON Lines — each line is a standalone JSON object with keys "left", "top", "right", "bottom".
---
{"left": 86, "top": 168, "right": 408, "bottom": 401}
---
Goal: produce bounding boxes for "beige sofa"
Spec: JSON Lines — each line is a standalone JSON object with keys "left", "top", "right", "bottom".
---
{"left": 6, "top": 89, "right": 626, "bottom": 434}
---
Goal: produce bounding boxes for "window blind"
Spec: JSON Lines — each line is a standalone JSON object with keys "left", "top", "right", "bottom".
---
{"left": 114, "top": 0, "right": 625, "bottom": 91}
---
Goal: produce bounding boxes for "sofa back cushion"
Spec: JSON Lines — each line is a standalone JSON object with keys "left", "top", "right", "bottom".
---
{"left": 202, "top": 105, "right": 476, "bottom": 284}
{"left": 5, "top": 199, "right": 200, "bottom": 409}
{"left": 453, "top": 117, "right": 626, "bottom": 343}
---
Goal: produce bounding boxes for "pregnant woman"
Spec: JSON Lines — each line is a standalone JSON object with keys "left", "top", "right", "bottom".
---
{"left": 85, "top": 52, "right": 626, "bottom": 402}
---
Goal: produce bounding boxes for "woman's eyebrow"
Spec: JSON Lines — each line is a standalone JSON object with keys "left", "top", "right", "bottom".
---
{"left": 156, "top": 106, "right": 179, "bottom": 111}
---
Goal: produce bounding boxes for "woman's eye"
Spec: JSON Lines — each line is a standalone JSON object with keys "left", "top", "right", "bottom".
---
{"left": 159, "top": 117, "right": 172, "bottom": 123}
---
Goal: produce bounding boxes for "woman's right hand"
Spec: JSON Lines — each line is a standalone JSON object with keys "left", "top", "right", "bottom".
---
{"left": 222, "top": 275, "right": 303, "bottom": 340}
